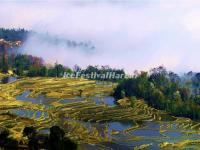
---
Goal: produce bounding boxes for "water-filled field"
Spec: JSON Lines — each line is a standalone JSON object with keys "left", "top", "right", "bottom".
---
{"left": 1, "top": 77, "right": 200, "bottom": 149}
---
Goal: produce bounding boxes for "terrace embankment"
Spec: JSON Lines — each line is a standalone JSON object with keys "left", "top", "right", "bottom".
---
{"left": 1, "top": 77, "right": 200, "bottom": 149}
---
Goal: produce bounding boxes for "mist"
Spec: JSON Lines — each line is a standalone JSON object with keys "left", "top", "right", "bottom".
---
{"left": 1, "top": 0, "right": 200, "bottom": 73}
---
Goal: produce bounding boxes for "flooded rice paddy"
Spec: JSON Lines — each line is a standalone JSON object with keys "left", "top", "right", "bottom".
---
{"left": 1, "top": 77, "right": 200, "bottom": 149}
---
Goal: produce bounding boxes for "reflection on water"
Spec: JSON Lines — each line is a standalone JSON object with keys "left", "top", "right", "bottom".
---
{"left": 84, "top": 120, "right": 200, "bottom": 150}
{"left": 8, "top": 108, "right": 49, "bottom": 119}
{"left": 1, "top": 76, "right": 17, "bottom": 84}
{"left": 90, "top": 96, "right": 116, "bottom": 106}
{"left": 38, "top": 128, "right": 50, "bottom": 135}
{"left": 107, "top": 121, "right": 134, "bottom": 132}
{"left": 16, "top": 90, "right": 54, "bottom": 108}
{"left": 132, "top": 129, "right": 161, "bottom": 137}
{"left": 100, "top": 142, "right": 133, "bottom": 150}
{"left": 13, "top": 90, "right": 200, "bottom": 149}
{"left": 164, "top": 131, "right": 182, "bottom": 137}
{"left": 59, "top": 96, "right": 84, "bottom": 104}
{"left": 132, "top": 122, "right": 161, "bottom": 137}
{"left": 58, "top": 95, "right": 116, "bottom": 106}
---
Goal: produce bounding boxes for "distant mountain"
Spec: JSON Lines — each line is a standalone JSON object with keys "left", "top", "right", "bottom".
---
{"left": 0, "top": 28, "right": 95, "bottom": 51}
{"left": 0, "top": 28, "right": 28, "bottom": 42}
{"left": 29, "top": 32, "right": 95, "bottom": 51}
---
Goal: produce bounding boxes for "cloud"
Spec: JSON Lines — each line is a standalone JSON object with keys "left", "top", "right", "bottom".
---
{"left": 1, "top": 0, "right": 200, "bottom": 73}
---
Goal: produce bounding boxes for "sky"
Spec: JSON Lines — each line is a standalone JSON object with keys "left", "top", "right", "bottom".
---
{"left": 1, "top": 0, "right": 200, "bottom": 73}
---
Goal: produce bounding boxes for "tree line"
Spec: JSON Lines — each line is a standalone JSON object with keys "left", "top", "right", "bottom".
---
{"left": 113, "top": 66, "right": 200, "bottom": 120}
{"left": 0, "top": 52, "right": 125, "bottom": 80}
{"left": 0, "top": 28, "right": 95, "bottom": 49}
{"left": 0, "top": 125, "right": 77, "bottom": 150}
{"left": 0, "top": 28, "right": 29, "bottom": 42}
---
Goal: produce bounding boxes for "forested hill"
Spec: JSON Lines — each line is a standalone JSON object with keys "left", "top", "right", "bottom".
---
{"left": 0, "top": 28, "right": 95, "bottom": 50}
{"left": 113, "top": 66, "right": 200, "bottom": 120}
{"left": 0, "top": 28, "right": 29, "bottom": 42}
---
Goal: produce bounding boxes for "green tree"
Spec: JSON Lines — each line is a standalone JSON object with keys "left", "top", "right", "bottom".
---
{"left": 23, "top": 126, "right": 38, "bottom": 150}
{"left": 0, "top": 128, "right": 18, "bottom": 149}
{"left": 49, "top": 126, "right": 77, "bottom": 150}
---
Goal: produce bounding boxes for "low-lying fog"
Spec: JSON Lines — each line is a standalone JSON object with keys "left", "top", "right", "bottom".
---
{"left": 1, "top": 0, "right": 200, "bottom": 73}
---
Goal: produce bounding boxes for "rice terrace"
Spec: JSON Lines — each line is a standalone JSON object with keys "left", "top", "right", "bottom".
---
{"left": 2, "top": 0, "right": 200, "bottom": 150}
{"left": 0, "top": 75, "right": 200, "bottom": 149}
